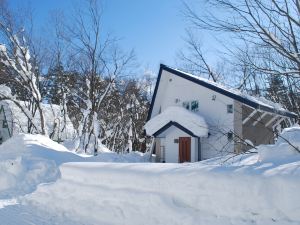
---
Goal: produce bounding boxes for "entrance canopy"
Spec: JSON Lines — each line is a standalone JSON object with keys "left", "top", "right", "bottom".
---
{"left": 144, "top": 106, "right": 208, "bottom": 137}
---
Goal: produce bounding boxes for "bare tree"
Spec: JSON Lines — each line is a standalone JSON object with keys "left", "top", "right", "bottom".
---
{"left": 58, "top": 0, "right": 135, "bottom": 154}
{"left": 183, "top": 0, "right": 300, "bottom": 116}
{"left": 183, "top": 0, "right": 300, "bottom": 74}
{"left": 178, "top": 30, "right": 222, "bottom": 82}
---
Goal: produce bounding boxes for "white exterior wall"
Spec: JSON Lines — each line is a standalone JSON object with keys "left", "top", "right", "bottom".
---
{"left": 157, "top": 126, "right": 198, "bottom": 163}
{"left": 152, "top": 70, "right": 235, "bottom": 159}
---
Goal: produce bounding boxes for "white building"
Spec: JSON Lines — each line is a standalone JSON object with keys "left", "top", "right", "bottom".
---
{"left": 145, "top": 64, "right": 297, "bottom": 163}
{"left": 0, "top": 100, "right": 76, "bottom": 144}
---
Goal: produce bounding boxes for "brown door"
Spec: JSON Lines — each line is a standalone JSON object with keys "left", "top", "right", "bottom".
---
{"left": 179, "top": 137, "right": 191, "bottom": 163}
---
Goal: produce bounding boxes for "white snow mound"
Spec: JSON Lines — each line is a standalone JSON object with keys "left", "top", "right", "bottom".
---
{"left": 144, "top": 106, "right": 208, "bottom": 137}
{"left": 0, "top": 134, "right": 148, "bottom": 198}
{"left": 0, "top": 134, "right": 83, "bottom": 198}
{"left": 258, "top": 124, "right": 300, "bottom": 162}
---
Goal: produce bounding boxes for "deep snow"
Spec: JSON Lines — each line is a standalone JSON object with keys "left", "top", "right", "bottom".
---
{"left": 0, "top": 134, "right": 149, "bottom": 199}
{"left": 0, "top": 128, "right": 300, "bottom": 225}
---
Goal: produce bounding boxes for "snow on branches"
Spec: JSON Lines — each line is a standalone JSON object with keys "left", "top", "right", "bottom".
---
{"left": 0, "top": 29, "right": 46, "bottom": 135}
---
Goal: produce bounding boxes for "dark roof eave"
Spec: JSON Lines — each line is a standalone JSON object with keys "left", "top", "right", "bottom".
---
{"left": 152, "top": 121, "right": 198, "bottom": 137}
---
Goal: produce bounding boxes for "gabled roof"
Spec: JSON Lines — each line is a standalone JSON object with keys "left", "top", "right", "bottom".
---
{"left": 153, "top": 121, "right": 198, "bottom": 137}
{"left": 147, "top": 64, "right": 297, "bottom": 120}
{"left": 144, "top": 106, "right": 208, "bottom": 137}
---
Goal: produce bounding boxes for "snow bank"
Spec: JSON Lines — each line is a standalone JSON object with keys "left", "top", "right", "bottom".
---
{"left": 258, "top": 125, "right": 300, "bottom": 162}
{"left": 144, "top": 106, "right": 208, "bottom": 136}
{"left": 0, "top": 134, "right": 148, "bottom": 199}
{"left": 21, "top": 127, "right": 300, "bottom": 225}
{"left": 23, "top": 155, "right": 300, "bottom": 225}
{"left": 277, "top": 124, "right": 300, "bottom": 147}
{"left": 0, "top": 134, "right": 78, "bottom": 198}
{"left": 1, "top": 128, "right": 300, "bottom": 225}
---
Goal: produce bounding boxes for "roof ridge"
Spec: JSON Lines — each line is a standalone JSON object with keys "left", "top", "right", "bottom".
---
{"left": 147, "top": 64, "right": 297, "bottom": 120}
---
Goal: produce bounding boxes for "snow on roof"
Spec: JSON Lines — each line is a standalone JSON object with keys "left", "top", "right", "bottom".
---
{"left": 0, "top": 100, "right": 75, "bottom": 140}
{"left": 144, "top": 106, "right": 208, "bottom": 137}
{"left": 160, "top": 65, "right": 297, "bottom": 118}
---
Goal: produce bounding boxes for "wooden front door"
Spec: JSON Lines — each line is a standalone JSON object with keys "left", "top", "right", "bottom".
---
{"left": 179, "top": 137, "right": 191, "bottom": 163}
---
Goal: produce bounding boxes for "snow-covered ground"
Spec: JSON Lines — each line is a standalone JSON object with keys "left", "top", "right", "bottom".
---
{"left": 0, "top": 128, "right": 300, "bottom": 225}
{"left": 0, "top": 134, "right": 149, "bottom": 199}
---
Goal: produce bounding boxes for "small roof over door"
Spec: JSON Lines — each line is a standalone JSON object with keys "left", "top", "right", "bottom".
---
{"left": 144, "top": 106, "right": 208, "bottom": 137}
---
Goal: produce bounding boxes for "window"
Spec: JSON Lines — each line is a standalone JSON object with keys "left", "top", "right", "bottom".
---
{"left": 227, "top": 104, "right": 233, "bottom": 113}
{"left": 182, "top": 101, "right": 190, "bottom": 110}
{"left": 227, "top": 132, "right": 233, "bottom": 141}
{"left": 191, "top": 100, "right": 199, "bottom": 112}
{"left": 183, "top": 100, "right": 199, "bottom": 111}
{"left": 2, "top": 120, "right": 8, "bottom": 128}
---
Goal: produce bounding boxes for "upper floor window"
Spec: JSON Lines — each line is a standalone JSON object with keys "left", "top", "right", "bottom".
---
{"left": 191, "top": 100, "right": 199, "bottom": 112}
{"left": 182, "top": 101, "right": 190, "bottom": 110}
{"left": 227, "top": 104, "right": 233, "bottom": 113}
{"left": 183, "top": 100, "right": 199, "bottom": 112}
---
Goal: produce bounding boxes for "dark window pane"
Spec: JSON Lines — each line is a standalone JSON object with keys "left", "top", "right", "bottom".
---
{"left": 191, "top": 100, "right": 199, "bottom": 111}
{"left": 227, "top": 104, "right": 233, "bottom": 113}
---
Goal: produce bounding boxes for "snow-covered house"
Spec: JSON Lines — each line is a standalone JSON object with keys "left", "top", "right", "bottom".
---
{"left": 0, "top": 100, "right": 75, "bottom": 144}
{"left": 145, "top": 64, "right": 298, "bottom": 163}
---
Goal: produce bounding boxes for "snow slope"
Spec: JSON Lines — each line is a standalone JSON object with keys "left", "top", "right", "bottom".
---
{"left": 0, "top": 134, "right": 148, "bottom": 199}
{"left": 22, "top": 156, "right": 300, "bottom": 225}
{"left": 0, "top": 128, "right": 300, "bottom": 225}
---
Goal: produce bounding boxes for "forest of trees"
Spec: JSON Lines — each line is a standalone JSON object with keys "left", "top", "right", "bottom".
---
{"left": 0, "top": 0, "right": 299, "bottom": 154}
{"left": 0, "top": 0, "right": 155, "bottom": 154}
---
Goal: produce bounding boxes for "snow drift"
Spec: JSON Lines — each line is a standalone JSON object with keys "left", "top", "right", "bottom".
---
{"left": 25, "top": 152, "right": 300, "bottom": 225}
{"left": 258, "top": 125, "right": 300, "bottom": 162}
{"left": 0, "top": 134, "right": 148, "bottom": 199}
{"left": 1, "top": 127, "right": 300, "bottom": 225}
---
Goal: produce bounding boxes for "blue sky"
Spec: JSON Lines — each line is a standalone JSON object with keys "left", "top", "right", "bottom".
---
{"left": 9, "top": 0, "right": 219, "bottom": 73}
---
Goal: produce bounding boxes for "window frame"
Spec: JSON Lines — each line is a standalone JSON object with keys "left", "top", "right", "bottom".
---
{"left": 191, "top": 100, "right": 199, "bottom": 112}
{"left": 182, "top": 101, "right": 190, "bottom": 110}
{"left": 227, "top": 104, "right": 233, "bottom": 113}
